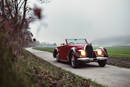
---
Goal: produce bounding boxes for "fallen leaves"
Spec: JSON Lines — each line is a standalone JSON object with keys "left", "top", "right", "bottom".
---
{"left": 26, "top": 54, "right": 90, "bottom": 87}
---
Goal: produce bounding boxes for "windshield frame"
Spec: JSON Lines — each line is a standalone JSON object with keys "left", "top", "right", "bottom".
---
{"left": 65, "top": 39, "right": 88, "bottom": 44}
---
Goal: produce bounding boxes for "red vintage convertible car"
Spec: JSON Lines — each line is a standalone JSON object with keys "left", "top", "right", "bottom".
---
{"left": 53, "top": 39, "right": 108, "bottom": 68}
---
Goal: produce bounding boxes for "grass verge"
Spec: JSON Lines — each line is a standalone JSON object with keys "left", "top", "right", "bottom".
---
{"left": 106, "top": 47, "right": 130, "bottom": 68}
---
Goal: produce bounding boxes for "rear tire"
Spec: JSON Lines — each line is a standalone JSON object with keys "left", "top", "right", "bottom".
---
{"left": 56, "top": 53, "right": 60, "bottom": 62}
{"left": 53, "top": 49, "right": 60, "bottom": 62}
{"left": 53, "top": 49, "right": 57, "bottom": 58}
{"left": 98, "top": 60, "right": 106, "bottom": 67}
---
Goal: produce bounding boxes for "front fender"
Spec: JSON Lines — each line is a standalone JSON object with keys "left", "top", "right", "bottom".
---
{"left": 96, "top": 47, "right": 108, "bottom": 57}
{"left": 67, "top": 47, "right": 79, "bottom": 62}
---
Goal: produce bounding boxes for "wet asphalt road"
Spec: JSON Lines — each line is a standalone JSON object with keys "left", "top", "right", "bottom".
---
{"left": 26, "top": 48, "right": 130, "bottom": 87}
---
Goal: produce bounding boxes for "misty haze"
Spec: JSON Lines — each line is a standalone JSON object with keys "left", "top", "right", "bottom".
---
{"left": 30, "top": 0, "right": 130, "bottom": 46}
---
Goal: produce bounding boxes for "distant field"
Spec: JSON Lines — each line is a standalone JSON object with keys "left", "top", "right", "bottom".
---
{"left": 33, "top": 47, "right": 130, "bottom": 58}
{"left": 106, "top": 47, "right": 130, "bottom": 58}
{"left": 34, "top": 47, "right": 54, "bottom": 53}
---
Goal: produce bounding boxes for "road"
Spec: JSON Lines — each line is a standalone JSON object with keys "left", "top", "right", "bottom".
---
{"left": 26, "top": 48, "right": 130, "bottom": 87}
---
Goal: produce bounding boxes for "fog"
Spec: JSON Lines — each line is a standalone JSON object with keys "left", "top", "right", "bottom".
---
{"left": 30, "top": 0, "right": 130, "bottom": 45}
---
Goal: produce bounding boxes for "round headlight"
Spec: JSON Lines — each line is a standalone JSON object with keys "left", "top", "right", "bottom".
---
{"left": 97, "top": 49, "right": 103, "bottom": 56}
{"left": 79, "top": 50, "right": 86, "bottom": 57}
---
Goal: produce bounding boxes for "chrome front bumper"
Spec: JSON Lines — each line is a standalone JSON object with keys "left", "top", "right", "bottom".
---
{"left": 77, "top": 57, "right": 108, "bottom": 62}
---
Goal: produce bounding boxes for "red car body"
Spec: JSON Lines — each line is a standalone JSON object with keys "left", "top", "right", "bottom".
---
{"left": 53, "top": 39, "right": 108, "bottom": 68}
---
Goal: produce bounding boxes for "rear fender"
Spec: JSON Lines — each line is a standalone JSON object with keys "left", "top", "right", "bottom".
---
{"left": 53, "top": 48, "right": 58, "bottom": 58}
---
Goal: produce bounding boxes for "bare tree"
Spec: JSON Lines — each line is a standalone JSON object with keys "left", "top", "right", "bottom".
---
{"left": 0, "top": 0, "right": 33, "bottom": 47}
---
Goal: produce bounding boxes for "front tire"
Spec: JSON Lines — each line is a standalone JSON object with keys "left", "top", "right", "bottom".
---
{"left": 70, "top": 54, "right": 78, "bottom": 68}
{"left": 98, "top": 60, "right": 106, "bottom": 67}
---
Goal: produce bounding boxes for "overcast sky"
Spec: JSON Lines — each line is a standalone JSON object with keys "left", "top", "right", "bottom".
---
{"left": 30, "top": 0, "right": 130, "bottom": 44}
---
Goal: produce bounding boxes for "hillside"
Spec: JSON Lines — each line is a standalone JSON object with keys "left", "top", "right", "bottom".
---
{"left": 92, "top": 35, "right": 130, "bottom": 46}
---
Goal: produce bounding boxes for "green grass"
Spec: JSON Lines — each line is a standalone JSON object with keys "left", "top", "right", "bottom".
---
{"left": 34, "top": 47, "right": 54, "bottom": 53}
{"left": 106, "top": 47, "right": 130, "bottom": 58}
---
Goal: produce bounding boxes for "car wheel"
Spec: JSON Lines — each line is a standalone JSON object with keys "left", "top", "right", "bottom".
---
{"left": 53, "top": 49, "right": 58, "bottom": 58}
{"left": 56, "top": 53, "right": 60, "bottom": 62}
{"left": 98, "top": 60, "right": 106, "bottom": 67}
{"left": 71, "top": 54, "right": 78, "bottom": 68}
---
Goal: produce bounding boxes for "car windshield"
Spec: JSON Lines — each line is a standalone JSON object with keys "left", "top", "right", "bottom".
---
{"left": 67, "top": 39, "right": 87, "bottom": 44}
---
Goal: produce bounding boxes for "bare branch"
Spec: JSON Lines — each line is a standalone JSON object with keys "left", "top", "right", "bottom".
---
{"left": 1, "top": 0, "right": 5, "bottom": 16}
{"left": 20, "top": 0, "right": 27, "bottom": 29}
{"left": 18, "top": 0, "right": 25, "bottom": 11}
{"left": 15, "top": 0, "right": 18, "bottom": 15}
{"left": 5, "top": 0, "right": 14, "bottom": 19}
{"left": 18, "top": 0, "right": 22, "bottom": 5}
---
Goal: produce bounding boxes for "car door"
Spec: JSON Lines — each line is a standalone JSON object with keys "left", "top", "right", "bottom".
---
{"left": 59, "top": 45, "right": 69, "bottom": 61}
